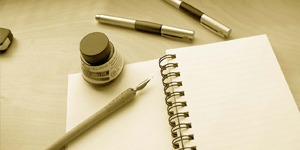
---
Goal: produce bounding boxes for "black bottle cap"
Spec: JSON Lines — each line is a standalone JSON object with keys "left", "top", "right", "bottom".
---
{"left": 0, "top": 28, "right": 13, "bottom": 52}
{"left": 80, "top": 32, "right": 111, "bottom": 65}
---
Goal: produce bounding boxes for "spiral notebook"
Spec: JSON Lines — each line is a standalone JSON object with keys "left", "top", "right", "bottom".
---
{"left": 66, "top": 35, "right": 300, "bottom": 150}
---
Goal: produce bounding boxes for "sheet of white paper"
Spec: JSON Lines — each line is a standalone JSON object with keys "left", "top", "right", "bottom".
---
{"left": 166, "top": 35, "right": 300, "bottom": 149}
{"left": 67, "top": 35, "right": 300, "bottom": 150}
{"left": 66, "top": 59, "right": 173, "bottom": 150}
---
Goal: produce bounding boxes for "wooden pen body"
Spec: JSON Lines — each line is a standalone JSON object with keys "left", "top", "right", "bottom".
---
{"left": 46, "top": 88, "right": 135, "bottom": 150}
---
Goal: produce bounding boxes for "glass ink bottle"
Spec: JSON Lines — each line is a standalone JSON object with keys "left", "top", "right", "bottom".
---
{"left": 80, "top": 32, "right": 124, "bottom": 85}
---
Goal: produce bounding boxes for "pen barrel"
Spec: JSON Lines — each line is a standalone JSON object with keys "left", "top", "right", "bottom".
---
{"left": 96, "top": 15, "right": 135, "bottom": 29}
{"left": 179, "top": 2, "right": 204, "bottom": 20}
{"left": 168, "top": 1, "right": 231, "bottom": 38}
{"left": 103, "top": 88, "right": 136, "bottom": 114}
{"left": 135, "top": 20, "right": 194, "bottom": 40}
{"left": 46, "top": 88, "right": 135, "bottom": 150}
{"left": 135, "top": 20, "right": 162, "bottom": 34}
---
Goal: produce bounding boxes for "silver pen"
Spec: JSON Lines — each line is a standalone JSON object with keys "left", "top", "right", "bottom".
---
{"left": 163, "top": 0, "right": 232, "bottom": 38}
{"left": 95, "top": 14, "right": 195, "bottom": 40}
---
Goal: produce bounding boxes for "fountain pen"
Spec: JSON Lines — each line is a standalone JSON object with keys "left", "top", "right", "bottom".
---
{"left": 163, "top": 0, "right": 231, "bottom": 38}
{"left": 96, "top": 14, "right": 195, "bottom": 40}
{"left": 46, "top": 77, "right": 152, "bottom": 150}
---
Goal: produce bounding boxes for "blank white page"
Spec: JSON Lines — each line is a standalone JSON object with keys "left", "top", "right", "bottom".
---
{"left": 66, "top": 59, "right": 172, "bottom": 150}
{"left": 166, "top": 35, "right": 300, "bottom": 149}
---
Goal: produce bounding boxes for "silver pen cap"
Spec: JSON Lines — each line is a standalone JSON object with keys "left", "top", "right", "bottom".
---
{"left": 161, "top": 25, "right": 195, "bottom": 40}
{"left": 95, "top": 15, "right": 135, "bottom": 28}
{"left": 200, "top": 14, "right": 231, "bottom": 38}
{"left": 163, "top": 0, "right": 182, "bottom": 9}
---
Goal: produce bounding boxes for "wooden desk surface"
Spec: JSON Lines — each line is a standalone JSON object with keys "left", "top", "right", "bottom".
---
{"left": 1, "top": 0, "right": 300, "bottom": 149}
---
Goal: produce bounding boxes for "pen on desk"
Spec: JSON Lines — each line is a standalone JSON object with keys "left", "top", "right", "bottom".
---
{"left": 163, "top": 0, "right": 231, "bottom": 38}
{"left": 45, "top": 77, "right": 152, "bottom": 150}
{"left": 95, "top": 14, "right": 195, "bottom": 40}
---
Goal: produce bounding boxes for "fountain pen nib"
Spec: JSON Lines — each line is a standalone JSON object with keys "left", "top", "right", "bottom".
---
{"left": 133, "top": 77, "right": 152, "bottom": 93}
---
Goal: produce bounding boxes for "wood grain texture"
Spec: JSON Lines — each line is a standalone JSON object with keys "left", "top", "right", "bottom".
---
{"left": 1, "top": 0, "right": 299, "bottom": 150}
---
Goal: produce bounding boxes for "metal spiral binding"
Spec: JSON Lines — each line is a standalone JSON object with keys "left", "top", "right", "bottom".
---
{"left": 164, "top": 81, "right": 182, "bottom": 96}
{"left": 165, "top": 91, "right": 185, "bottom": 106}
{"left": 172, "top": 135, "right": 194, "bottom": 149}
{"left": 167, "top": 101, "right": 186, "bottom": 116}
{"left": 159, "top": 54, "right": 176, "bottom": 68}
{"left": 178, "top": 147, "right": 197, "bottom": 150}
{"left": 160, "top": 63, "right": 178, "bottom": 77}
{"left": 162, "top": 72, "right": 180, "bottom": 86}
{"left": 168, "top": 112, "right": 189, "bottom": 127}
{"left": 171, "top": 123, "right": 192, "bottom": 137}
{"left": 159, "top": 54, "right": 196, "bottom": 150}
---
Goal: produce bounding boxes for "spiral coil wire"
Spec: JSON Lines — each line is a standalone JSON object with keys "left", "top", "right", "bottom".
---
{"left": 159, "top": 54, "right": 196, "bottom": 150}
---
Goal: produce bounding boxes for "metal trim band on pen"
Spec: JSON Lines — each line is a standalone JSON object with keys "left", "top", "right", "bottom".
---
{"left": 163, "top": 0, "right": 231, "bottom": 38}
{"left": 95, "top": 15, "right": 195, "bottom": 40}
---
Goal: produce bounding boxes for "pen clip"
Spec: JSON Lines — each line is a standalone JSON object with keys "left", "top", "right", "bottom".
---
{"left": 200, "top": 14, "right": 231, "bottom": 38}
{"left": 200, "top": 22, "right": 226, "bottom": 38}
{"left": 161, "top": 25, "right": 195, "bottom": 41}
{"left": 161, "top": 33, "right": 189, "bottom": 40}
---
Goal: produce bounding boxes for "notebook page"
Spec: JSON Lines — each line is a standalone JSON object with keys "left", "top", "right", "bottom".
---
{"left": 66, "top": 59, "right": 172, "bottom": 150}
{"left": 166, "top": 35, "right": 300, "bottom": 149}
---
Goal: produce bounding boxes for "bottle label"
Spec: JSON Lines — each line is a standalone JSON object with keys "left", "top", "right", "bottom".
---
{"left": 81, "top": 49, "right": 124, "bottom": 85}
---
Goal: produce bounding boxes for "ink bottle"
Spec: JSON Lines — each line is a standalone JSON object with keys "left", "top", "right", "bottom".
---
{"left": 80, "top": 32, "right": 124, "bottom": 85}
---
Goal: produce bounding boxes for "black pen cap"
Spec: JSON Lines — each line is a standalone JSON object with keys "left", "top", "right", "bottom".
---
{"left": 80, "top": 32, "right": 111, "bottom": 65}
